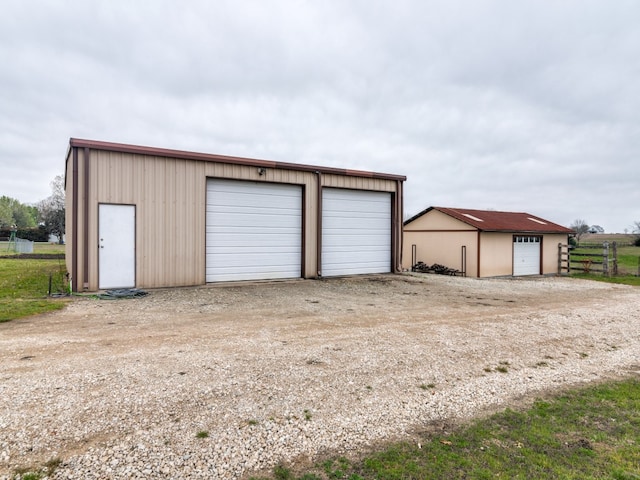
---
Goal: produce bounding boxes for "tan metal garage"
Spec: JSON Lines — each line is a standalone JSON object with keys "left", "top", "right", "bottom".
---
{"left": 65, "top": 138, "right": 405, "bottom": 292}
{"left": 403, "top": 207, "right": 574, "bottom": 278}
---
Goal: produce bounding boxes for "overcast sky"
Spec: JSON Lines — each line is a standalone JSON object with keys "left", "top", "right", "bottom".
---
{"left": 1, "top": 1, "right": 638, "bottom": 232}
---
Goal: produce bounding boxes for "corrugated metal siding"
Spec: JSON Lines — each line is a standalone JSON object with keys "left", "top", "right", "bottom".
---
{"left": 322, "top": 174, "right": 396, "bottom": 192}
{"left": 69, "top": 147, "right": 402, "bottom": 290}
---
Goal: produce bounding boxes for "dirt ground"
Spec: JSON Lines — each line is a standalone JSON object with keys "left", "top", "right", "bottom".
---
{"left": 1, "top": 273, "right": 639, "bottom": 479}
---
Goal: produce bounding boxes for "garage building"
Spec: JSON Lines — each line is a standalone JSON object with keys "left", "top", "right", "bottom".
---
{"left": 65, "top": 139, "right": 405, "bottom": 292}
{"left": 403, "top": 207, "right": 573, "bottom": 277}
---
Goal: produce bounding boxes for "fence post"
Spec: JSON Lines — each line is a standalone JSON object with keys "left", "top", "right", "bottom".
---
{"left": 603, "top": 241, "right": 609, "bottom": 276}
{"left": 558, "top": 243, "right": 562, "bottom": 274}
{"left": 612, "top": 241, "right": 618, "bottom": 276}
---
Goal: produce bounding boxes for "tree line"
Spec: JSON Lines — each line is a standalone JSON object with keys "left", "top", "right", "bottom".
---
{"left": 0, "top": 175, "right": 65, "bottom": 243}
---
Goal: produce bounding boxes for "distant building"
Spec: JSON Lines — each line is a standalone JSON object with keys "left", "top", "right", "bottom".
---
{"left": 403, "top": 207, "right": 574, "bottom": 277}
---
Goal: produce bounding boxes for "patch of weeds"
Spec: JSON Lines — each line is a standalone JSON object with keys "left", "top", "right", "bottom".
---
{"left": 13, "top": 458, "right": 62, "bottom": 480}
{"left": 495, "top": 361, "right": 510, "bottom": 373}
{"left": 579, "top": 352, "right": 589, "bottom": 358}
{"left": 273, "top": 464, "right": 294, "bottom": 480}
{"left": 322, "top": 457, "right": 352, "bottom": 479}
{"left": 419, "top": 383, "right": 436, "bottom": 390}
{"left": 365, "top": 385, "right": 372, "bottom": 391}
{"left": 535, "top": 361, "right": 549, "bottom": 368}
{"left": 247, "top": 419, "right": 259, "bottom": 426}
{"left": 196, "top": 430, "right": 209, "bottom": 438}
{"left": 483, "top": 367, "right": 493, "bottom": 373}
{"left": 20, "top": 473, "right": 42, "bottom": 480}
{"left": 304, "top": 409, "right": 312, "bottom": 421}
{"left": 44, "top": 457, "right": 62, "bottom": 475}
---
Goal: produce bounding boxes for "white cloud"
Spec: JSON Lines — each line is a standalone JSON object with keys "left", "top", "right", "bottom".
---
{"left": 0, "top": 0, "right": 638, "bottom": 231}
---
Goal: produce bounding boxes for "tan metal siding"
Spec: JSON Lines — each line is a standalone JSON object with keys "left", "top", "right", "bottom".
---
{"left": 322, "top": 174, "right": 397, "bottom": 192}
{"left": 71, "top": 146, "right": 401, "bottom": 291}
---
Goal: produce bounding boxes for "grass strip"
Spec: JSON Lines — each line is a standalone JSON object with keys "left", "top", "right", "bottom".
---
{"left": 0, "top": 258, "right": 68, "bottom": 322}
{"left": 253, "top": 378, "right": 640, "bottom": 480}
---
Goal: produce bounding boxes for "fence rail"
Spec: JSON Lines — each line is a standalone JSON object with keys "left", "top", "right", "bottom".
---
{"left": 558, "top": 242, "right": 618, "bottom": 276}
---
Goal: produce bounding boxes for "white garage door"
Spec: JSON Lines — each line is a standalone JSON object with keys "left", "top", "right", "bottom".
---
{"left": 322, "top": 188, "right": 391, "bottom": 277}
{"left": 206, "top": 179, "right": 302, "bottom": 282}
{"left": 513, "top": 236, "right": 541, "bottom": 276}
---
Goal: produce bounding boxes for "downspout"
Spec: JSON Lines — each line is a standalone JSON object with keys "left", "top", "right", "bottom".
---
{"left": 397, "top": 179, "right": 404, "bottom": 273}
{"left": 391, "top": 182, "right": 398, "bottom": 273}
{"left": 315, "top": 171, "right": 322, "bottom": 278}
{"left": 71, "top": 147, "right": 79, "bottom": 292}
{"left": 476, "top": 230, "right": 481, "bottom": 277}
{"left": 83, "top": 147, "right": 90, "bottom": 290}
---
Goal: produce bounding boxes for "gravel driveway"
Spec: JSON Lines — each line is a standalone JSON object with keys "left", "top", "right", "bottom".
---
{"left": 1, "top": 274, "right": 639, "bottom": 479}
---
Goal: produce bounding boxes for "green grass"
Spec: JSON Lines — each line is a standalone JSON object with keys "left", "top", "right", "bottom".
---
{"left": 571, "top": 273, "right": 640, "bottom": 287}
{"left": 251, "top": 378, "right": 640, "bottom": 480}
{"left": 0, "top": 258, "right": 68, "bottom": 322}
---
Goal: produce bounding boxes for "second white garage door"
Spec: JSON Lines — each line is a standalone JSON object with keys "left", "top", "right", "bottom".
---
{"left": 322, "top": 188, "right": 391, "bottom": 277}
{"left": 513, "top": 236, "right": 541, "bottom": 276}
{"left": 206, "top": 179, "right": 302, "bottom": 282}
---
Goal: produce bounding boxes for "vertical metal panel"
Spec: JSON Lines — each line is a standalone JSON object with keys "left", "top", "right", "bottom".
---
{"left": 77, "top": 149, "right": 401, "bottom": 289}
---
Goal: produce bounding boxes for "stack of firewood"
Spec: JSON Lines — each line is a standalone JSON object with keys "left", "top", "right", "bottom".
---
{"left": 411, "top": 262, "right": 462, "bottom": 276}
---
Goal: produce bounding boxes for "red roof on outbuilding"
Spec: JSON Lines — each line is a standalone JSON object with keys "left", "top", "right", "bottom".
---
{"left": 405, "top": 207, "right": 574, "bottom": 234}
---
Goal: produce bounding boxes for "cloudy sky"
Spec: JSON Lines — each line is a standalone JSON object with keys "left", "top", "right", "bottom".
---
{"left": 1, "top": 1, "right": 638, "bottom": 232}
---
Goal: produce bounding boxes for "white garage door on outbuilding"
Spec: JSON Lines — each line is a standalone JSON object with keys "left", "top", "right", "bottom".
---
{"left": 206, "top": 179, "right": 302, "bottom": 282}
{"left": 513, "top": 236, "right": 541, "bottom": 276}
{"left": 321, "top": 188, "right": 391, "bottom": 277}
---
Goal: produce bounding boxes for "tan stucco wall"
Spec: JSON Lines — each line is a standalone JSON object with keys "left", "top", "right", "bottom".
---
{"left": 403, "top": 210, "right": 478, "bottom": 276}
{"left": 66, "top": 147, "right": 401, "bottom": 291}
{"left": 403, "top": 230, "right": 478, "bottom": 276}
{"left": 541, "top": 234, "right": 568, "bottom": 274}
{"left": 478, "top": 232, "right": 514, "bottom": 277}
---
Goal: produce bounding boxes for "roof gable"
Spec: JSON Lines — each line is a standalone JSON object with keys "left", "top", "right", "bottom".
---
{"left": 405, "top": 207, "right": 574, "bottom": 234}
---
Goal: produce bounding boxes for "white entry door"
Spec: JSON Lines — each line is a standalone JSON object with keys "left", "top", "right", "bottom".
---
{"left": 99, "top": 204, "right": 136, "bottom": 289}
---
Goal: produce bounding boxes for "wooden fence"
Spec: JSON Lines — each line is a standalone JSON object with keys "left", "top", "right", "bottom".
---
{"left": 558, "top": 242, "right": 618, "bottom": 275}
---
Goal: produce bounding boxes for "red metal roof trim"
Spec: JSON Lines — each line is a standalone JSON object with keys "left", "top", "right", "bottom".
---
{"left": 68, "top": 138, "right": 406, "bottom": 181}
{"left": 405, "top": 206, "right": 574, "bottom": 234}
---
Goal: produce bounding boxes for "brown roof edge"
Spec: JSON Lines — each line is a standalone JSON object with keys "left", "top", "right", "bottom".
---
{"left": 404, "top": 206, "right": 575, "bottom": 234}
{"left": 68, "top": 138, "right": 407, "bottom": 181}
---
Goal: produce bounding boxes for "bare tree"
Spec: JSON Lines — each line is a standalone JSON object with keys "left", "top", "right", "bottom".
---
{"left": 632, "top": 221, "right": 640, "bottom": 247}
{"left": 570, "top": 219, "right": 590, "bottom": 243}
{"left": 38, "top": 175, "right": 65, "bottom": 244}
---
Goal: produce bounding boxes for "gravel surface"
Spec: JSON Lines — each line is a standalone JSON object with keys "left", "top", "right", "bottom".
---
{"left": 1, "top": 274, "right": 639, "bottom": 479}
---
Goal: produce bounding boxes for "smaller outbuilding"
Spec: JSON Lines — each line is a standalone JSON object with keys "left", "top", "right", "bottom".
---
{"left": 403, "top": 207, "right": 574, "bottom": 277}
